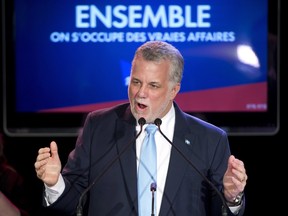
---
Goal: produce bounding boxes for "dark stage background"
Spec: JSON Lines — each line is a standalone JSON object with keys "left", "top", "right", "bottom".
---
{"left": 1, "top": 2, "right": 285, "bottom": 215}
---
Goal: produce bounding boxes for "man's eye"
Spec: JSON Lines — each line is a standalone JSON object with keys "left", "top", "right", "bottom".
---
{"left": 132, "top": 80, "right": 140, "bottom": 85}
{"left": 151, "top": 84, "right": 159, "bottom": 88}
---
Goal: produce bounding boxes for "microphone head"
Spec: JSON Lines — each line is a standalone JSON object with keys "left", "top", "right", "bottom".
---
{"left": 138, "top": 117, "right": 146, "bottom": 126}
{"left": 150, "top": 182, "right": 157, "bottom": 192}
{"left": 154, "top": 118, "right": 162, "bottom": 126}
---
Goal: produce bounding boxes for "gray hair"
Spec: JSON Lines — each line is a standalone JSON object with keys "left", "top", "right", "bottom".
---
{"left": 132, "top": 41, "right": 184, "bottom": 84}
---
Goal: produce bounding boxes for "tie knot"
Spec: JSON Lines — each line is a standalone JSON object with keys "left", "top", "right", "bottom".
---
{"left": 145, "top": 124, "right": 157, "bottom": 135}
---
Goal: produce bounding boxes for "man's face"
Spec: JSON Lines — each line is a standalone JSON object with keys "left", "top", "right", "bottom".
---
{"left": 128, "top": 56, "right": 180, "bottom": 123}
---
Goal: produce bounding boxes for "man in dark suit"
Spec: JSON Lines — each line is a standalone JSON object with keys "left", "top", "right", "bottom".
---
{"left": 35, "top": 41, "right": 247, "bottom": 216}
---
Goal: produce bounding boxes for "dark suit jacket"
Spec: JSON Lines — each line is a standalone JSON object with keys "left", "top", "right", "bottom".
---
{"left": 46, "top": 102, "right": 245, "bottom": 216}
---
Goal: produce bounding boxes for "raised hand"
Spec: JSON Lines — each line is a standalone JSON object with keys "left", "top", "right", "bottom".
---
{"left": 34, "top": 141, "right": 62, "bottom": 187}
{"left": 223, "top": 155, "right": 247, "bottom": 202}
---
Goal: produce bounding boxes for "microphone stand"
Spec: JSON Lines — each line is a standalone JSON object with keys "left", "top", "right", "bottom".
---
{"left": 76, "top": 118, "right": 146, "bottom": 216}
{"left": 154, "top": 118, "right": 228, "bottom": 216}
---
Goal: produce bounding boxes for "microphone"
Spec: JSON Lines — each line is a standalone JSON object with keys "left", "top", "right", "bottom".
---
{"left": 76, "top": 117, "right": 146, "bottom": 216}
{"left": 150, "top": 182, "right": 157, "bottom": 216}
{"left": 154, "top": 118, "right": 229, "bottom": 216}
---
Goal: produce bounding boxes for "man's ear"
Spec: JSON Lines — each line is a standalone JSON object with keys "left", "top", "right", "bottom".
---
{"left": 170, "top": 83, "right": 181, "bottom": 100}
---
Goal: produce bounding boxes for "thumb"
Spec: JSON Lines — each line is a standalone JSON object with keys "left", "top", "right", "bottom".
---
{"left": 227, "top": 155, "right": 235, "bottom": 168}
{"left": 50, "top": 141, "right": 59, "bottom": 159}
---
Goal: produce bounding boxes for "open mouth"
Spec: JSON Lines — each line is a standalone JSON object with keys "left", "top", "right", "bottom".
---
{"left": 137, "top": 103, "right": 147, "bottom": 110}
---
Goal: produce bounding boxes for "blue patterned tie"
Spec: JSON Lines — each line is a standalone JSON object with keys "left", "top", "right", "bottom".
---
{"left": 138, "top": 124, "right": 157, "bottom": 216}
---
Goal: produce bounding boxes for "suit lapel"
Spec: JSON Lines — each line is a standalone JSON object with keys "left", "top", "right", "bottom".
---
{"left": 159, "top": 129, "right": 193, "bottom": 215}
{"left": 159, "top": 103, "right": 197, "bottom": 215}
{"left": 115, "top": 113, "right": 139, "bottom": 212}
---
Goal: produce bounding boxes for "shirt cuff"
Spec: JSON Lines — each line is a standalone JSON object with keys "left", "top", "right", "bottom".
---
{"left": 44, "top": 174, "right": 65, "bottom": 205}
{"left": 228, "top": 201, "right": 243, "bottom": 215}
